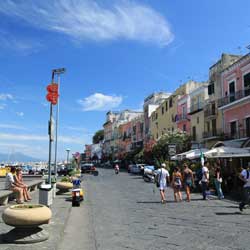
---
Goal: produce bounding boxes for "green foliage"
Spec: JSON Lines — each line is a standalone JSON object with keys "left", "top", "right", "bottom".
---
{"left": 92, "top": 129, "right": 104, "bottom": 144}
{"left": 152, "top": 130, "right": 191, "bottom": 162}
{"left": 61, "top": 176, "right": 71, "bottom": 182}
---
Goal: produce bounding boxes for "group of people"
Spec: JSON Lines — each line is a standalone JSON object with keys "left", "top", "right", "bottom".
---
{"left": 156, "top": 163, "right": 195, "bottom": 203}
{"left": 5, "top": 166, "right": 32, "bottom": 204}
{"left": 156, "top": 161, "right": 224, "bottom": 204}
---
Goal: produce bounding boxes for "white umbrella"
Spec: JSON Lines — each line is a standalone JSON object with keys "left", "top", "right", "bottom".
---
{"left": 204, "top": 146, "right": 250, "bottom": 158}
{"left": 185, "top": 148, "right": 209, "bottom": 160}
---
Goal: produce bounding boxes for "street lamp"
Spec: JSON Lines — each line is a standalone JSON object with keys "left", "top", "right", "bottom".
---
{"left": 66, "top": 148, "right": 70, "bottom": 165}
{"left": 53, "top": 68, "right": 66, "bottom": 177}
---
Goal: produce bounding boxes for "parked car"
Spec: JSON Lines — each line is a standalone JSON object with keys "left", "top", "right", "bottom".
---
{"left": 81, "top": 163, "right": 96, "bottom": 173}
{"left": 130, "top": 164, "right": 141, "bottom": 174}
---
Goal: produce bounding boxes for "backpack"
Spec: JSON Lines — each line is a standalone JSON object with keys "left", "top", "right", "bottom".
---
{"left": 197, "top": 168, "right": 203, "bottom": 181}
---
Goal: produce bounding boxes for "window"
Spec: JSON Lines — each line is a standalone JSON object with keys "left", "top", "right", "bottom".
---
{"left": 197, "top": 116, "right": 199, "bottom": 124}
{"left": 208, "top": 83, "right": 215, "bottom": 95}
{"left": 169, "top": 97, "right": 173, "bottom": 108}
{"left": 229, "top": 81, "right": 235, "bottom": 102}
{"left": 246, "top": 117, "right": 250, "bottom": 137}
{"left": 183, "top": 124, "right": 186, "bottom": 132}
{"left": 192, "top": 126, "right": 196, "bottom": 141}
{"left": 165, "top": 101, "right": 168, "bottom": 111}
{"left": 207, "top": 122, "right": 210, "bottom": 132}
{"left": 211, "top": 103, "right": 216, "bottom": 115}
{"left": 230, "top": 121, "right": 237, "bottom": 138}
{"left": 155, "top": 113, "right": 158, "bottom": 120}
{"left": 162, "top": 107, "right": 164, "bottom": 115}
{"left": 244, "top": 72, "right": 250, "bottom": 96}
{"left": 156, "top": 133, "right": 158, "bottom": 139}
{"left": 133, "top": 126, "right": 136, "bottom": 135}
{"left": 212, "top": 119, "right": 217, "bottom": 136}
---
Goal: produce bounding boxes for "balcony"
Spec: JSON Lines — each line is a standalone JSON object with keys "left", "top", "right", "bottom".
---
{"left": 189, "top": 102, "right": 204, "bottom": 115}
{"left": 203, "top": 129, "right": 223, "bottom": 139}
{"left": 204, "top": 108, "right": 217, "bottom": 118}
{"left": 218, "top": 89, "right": 250, "bottom": 108}
{"left": 175, "top": 114, "right": 190, "bottom": 123}
{"left": 223, "top": 129, "right": 250, "bottom": 140}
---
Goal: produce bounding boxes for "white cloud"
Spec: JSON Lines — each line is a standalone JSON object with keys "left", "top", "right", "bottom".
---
{"left": 0, "top": 104, "right": 6, "bottom": 110}
{"left": 0, "top": 133, "right": 84, "bottom": 145}
{"left": 0, "top": 0, "right": 174, "bottom": 47}
{"left": 78, "top": 93, "right": 122, "bottom": 111}
{"left": 0, "top": 123, "right": 26, "bottom": 130}
{"left": 0, "top": 93, "right": 13, "bottom": 101}
{"left": 16, "top": 112, "right": 24, "bottom": 117}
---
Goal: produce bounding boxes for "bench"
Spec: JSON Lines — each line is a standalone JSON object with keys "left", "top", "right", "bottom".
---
{"left": 0, "top": 179, "right": 44, "bottom": 206}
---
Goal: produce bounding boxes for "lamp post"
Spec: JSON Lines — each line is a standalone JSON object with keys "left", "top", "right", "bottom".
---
{"left": 66, "top": 149, "right": 70, "bottom": 165}
{"left": 53, "top": 68, "right": 66, "bottom": 177}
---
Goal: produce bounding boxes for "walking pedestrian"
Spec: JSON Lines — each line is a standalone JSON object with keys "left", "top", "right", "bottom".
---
{"left": 183, "top": 163, "right": 194, "bottom": 202}
{"left": 239, "top": 165, "right": 250, "bottom": 211}
{"left": 213, "top": 163, "right": 224, "bottom": 199}
{"left": 156, "top": 163, "right": 170, "bottom": 204}
{"left": 5, "top": 166, "right": 24, "bottom": 204}
{"left": 171, "top": 167, "right": 183, "bottom": 202}
{"left": 201, "top": 161, "right": 210, "bottom": 200}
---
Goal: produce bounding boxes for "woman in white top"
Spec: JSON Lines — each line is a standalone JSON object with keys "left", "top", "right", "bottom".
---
{"left": 5, "top": 166, "right": 24, "bottom": 204}
{"left": 157, "top": 163, "right": 170, "bottom": 204}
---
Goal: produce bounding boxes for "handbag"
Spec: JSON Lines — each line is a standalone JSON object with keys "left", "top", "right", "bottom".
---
{"left": 155, "top": 169, "right": 162, "bottom": 188}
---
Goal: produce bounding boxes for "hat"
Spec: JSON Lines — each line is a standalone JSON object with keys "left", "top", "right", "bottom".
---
{"left": 161, "top": 163, "right": 166, "bottom": 167}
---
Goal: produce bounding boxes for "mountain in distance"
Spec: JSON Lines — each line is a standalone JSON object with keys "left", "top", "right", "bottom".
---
{"left": 0, "top": 152, "right": 42, "bottom": 162}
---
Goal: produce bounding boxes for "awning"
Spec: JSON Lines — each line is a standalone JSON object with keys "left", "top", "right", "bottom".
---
{"left": 171, "top": 148, "right": 208, "bottom": 160}
{"left": 204, "top": 146, "right": 250, "bottom": 158}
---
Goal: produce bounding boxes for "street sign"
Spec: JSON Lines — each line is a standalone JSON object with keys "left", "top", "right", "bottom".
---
{"left": 48, "top": 117, "right": 55, "bottom": 141}
{"left": 168, "top": 144, "right": 176, "bottom": 156}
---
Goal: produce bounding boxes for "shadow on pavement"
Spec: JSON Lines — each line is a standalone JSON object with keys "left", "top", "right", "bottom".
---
{"left": 137, "top": 201, "right": 176, "bottom": 204}
{"left": 215, "top": 212, "right": 245, "bottom": 215}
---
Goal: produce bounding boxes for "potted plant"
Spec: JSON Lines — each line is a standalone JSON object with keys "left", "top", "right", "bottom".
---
{"left": 56, "top": 176, "right": 73, "bottom": 193}
{"left": 2, "top": 204, "right": 52, "bottom": 243}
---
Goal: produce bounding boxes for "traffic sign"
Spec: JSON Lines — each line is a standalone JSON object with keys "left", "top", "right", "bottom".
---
{"left": 168, "top": 144, "right": 176, "bottom": 156}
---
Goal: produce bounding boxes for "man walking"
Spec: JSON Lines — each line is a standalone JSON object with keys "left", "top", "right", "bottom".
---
{"left": 201, "top": 161, "right": 210, "bottom": 200}
{"left": 156, "top": 163, "right": 170, "bottom": 204}
{"left": 239, "top": 165, "right": 250, "bottom": 211}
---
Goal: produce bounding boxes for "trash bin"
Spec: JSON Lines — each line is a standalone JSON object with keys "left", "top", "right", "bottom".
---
{"left": 39, "top": 184, "right": 53, "bottom": 207}
{"left": 72, "top": 188, "right": 81, "bottom": 207}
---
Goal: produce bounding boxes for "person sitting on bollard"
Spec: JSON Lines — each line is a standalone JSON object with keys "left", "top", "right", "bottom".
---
{"left": 5, "top": 166, "right": 24, "bottom": 204}
{"left": 14, "top": 168, "right": 32, "bottom": 202}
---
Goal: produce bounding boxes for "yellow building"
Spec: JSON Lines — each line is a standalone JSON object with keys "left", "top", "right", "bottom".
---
{"left": 150, "top": 81, "right": 205, "bottom": 141}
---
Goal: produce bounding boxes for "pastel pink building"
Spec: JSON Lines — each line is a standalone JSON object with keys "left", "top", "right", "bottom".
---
{"left": 118, "top": 121, "right": 132, "bottom": 158}
{"left": 176, "top": 94, "right": 191, "bottom": 134}
{"left": 219, "top": 54, "right": 250, "bottom": 139}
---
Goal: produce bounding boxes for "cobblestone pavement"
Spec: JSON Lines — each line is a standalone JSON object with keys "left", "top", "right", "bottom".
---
{"left": 79, "top": 168, "right": 250, "bottom": 250}
{"left": 0, "top": 170, "right": 250, "bottom": 250}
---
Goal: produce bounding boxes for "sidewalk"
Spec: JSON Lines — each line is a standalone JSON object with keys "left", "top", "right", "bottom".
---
{"left": 0, "top": 188, "right": 73, "bottom": 250}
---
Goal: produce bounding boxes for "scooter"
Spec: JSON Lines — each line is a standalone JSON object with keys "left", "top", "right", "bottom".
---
{"left": 143, "top": 173, "right": 155, "bottom": 183}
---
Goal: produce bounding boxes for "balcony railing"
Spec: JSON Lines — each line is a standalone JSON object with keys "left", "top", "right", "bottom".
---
{"left": 203, "top": 129, "right": 223, "bottom": 139}
{"left": 204, "top": 108, "right": 217, "bottom": 118}
{"left": 189, "top": 102, "right": 204, "bottom": 115}
{"left": 218, "top": 89, "right": 250, "bottom": 108}
{"left": 175, "top": 114, "right": 189, "bottom": 122}
{"left": 223, "top": 129, "right": 250, "bottom": 140}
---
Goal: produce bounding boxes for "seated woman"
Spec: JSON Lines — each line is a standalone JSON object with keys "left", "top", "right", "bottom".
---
{"left": 14, "top": 168, "right": 32, "bottom": 201}
{"left": 5, "top": 166, "right": 24, "bottom": 204}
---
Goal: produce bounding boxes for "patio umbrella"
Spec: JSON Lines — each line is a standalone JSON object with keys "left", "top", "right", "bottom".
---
{"left": 204, "top": 146, "right": 250, "bottom": 158}
{"left": 185, "top": 148, "right": 209, "bottom": 160}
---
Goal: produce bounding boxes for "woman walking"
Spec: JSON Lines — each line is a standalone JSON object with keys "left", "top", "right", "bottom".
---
{"left": 183, "top": 163, "right": 194, "bottom": 202}
{"left": 171, "top": 167, "right": 183, "bottom": 202}
{"left": 214, "top": 163, "right": 224, "bottom": 199}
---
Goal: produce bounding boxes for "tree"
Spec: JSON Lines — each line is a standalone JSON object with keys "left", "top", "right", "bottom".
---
{"left": 92, "top": 130, "right": 104, "bottom": 144}
{"left": 152, "top": 130, "right": 191, "bottom": 166}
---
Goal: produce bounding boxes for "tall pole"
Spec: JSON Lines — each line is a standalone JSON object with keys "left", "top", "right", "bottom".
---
{"left": 54, "top": 73, "right": 60, "bottom": 177}
{"left": 48, "top": 71, "right": 55, "bottom": 185}
{"left": 66, "top": 149, "right": 70, "bottom": 165}
{"left": 53, "top": 68, "right": 65, "bottom": 177}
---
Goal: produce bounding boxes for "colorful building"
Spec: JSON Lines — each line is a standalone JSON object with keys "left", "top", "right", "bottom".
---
{"left": 219, "top": 53, "right": 250, "bottom": 142}
{"left": 203, "top": 54, "right": 241, "bottom": 148}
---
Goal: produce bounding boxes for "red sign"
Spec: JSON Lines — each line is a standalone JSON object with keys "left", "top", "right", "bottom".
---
{"left": 46, "top": 83, "right": 59, "bottom": 105}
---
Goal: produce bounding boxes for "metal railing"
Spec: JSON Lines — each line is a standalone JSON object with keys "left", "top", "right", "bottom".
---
{"left": 204, "top": 108, "right": 217, "bottom": 118}
{"left": 218, "top": 89, "right": 250, "bottom": 108}
{"left": 223, "top": 129, "right": 250, "bottom": 140}
{"left": 176, "top": 114, "right": 189, "bottom": 122}
{"left": 189, "top": 102, "right": 204, "bottom": 114}
{"left": 203, "top": 129, "right": 223, "bottom": 139}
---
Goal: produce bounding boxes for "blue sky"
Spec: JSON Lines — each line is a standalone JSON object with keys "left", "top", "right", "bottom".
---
{"left": 0, "top": 0, "right": 250, "bottom": 160}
